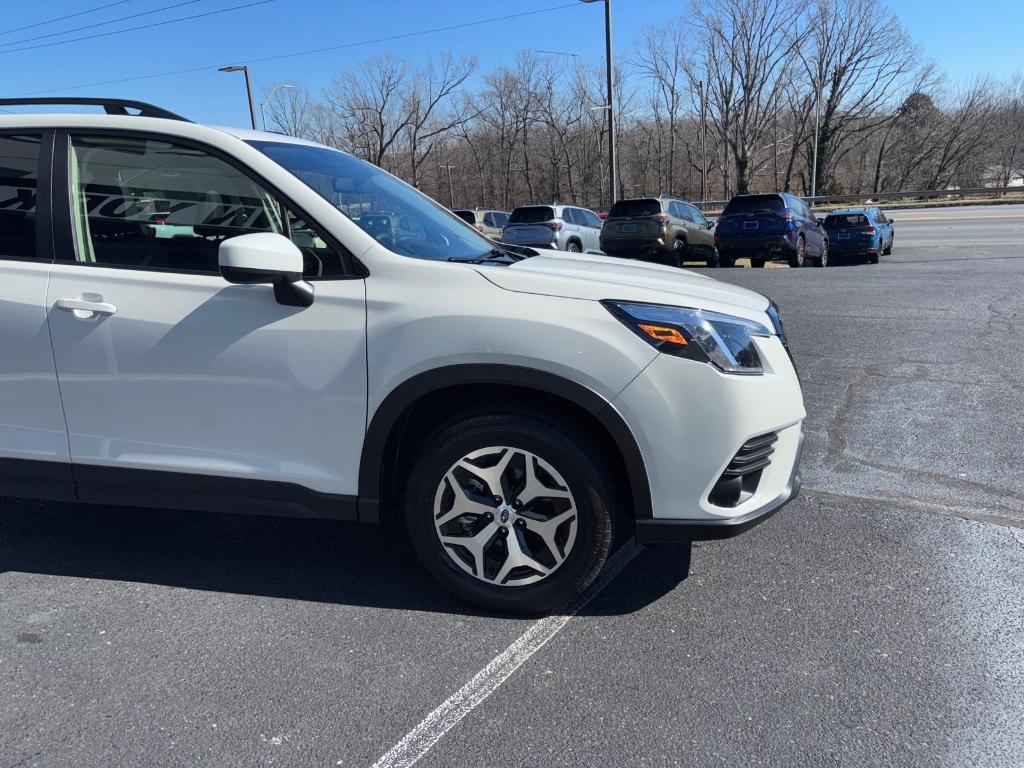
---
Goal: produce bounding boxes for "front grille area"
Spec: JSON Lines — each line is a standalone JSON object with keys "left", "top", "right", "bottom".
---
{"left": 708, "top": 432, "right": 778, "bottom": 508}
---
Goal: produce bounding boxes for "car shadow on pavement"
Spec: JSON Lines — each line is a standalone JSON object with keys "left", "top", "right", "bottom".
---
{"left": 0, "top": 499, "right": 691, "bottom": 618}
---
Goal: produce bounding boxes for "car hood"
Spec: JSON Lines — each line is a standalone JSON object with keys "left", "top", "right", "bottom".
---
{"left": 478, "top": 252, "right": 771, "bottom": 321}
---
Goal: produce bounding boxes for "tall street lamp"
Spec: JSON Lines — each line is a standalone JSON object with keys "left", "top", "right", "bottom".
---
{"left": 261, "top": 83, "right": 296, "bottom": 131}
{"left": 219, "top": 64, "right": 257, "bottom": 130}
{"left": 581, "top": 0, "right": 616, "bottom": 208}
{"left": 439, "top": 163, "right": 457, "bottom": 208}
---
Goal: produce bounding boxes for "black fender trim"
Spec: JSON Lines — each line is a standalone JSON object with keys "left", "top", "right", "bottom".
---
{"left": 358, "top": 364, "right": 652, "bottom": 523}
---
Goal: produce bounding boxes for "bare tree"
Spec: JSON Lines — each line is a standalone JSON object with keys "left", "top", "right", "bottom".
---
{"left": 402, "top": 53, "right": 477, "bottom": 189}
{"left": 801, "top": 0, "right": 927, "bottom": 194}
{"left": 690, "top": 0, "right": 804, "bottom": 195}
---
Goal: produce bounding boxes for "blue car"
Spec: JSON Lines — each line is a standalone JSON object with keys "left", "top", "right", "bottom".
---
{"left": 822, "top": 208, "right": 895, "bottom": 264}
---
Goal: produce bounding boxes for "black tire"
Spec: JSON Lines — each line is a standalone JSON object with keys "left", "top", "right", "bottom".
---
{"left": 815, "top": 240, "right": 829, "bottom": 267}
{"left": 868, "top": 250, "right": 880, "bottom": 264}
{"left": 787, "top": 236, "right": 806, "bottom": 268}
{"left": 751, "top": 258, "right": 766, "bottom": 269}
{"left": 706, "top": 246, "right": 721, "bottom": 268}
{"left": 719, "top": 255, "right": 736, "bottom": 268}
{"left": 404, "top": 409, "right": 615, "bottom": 615}
{"left": 672, "top": 237, "right": 687, "bottom": 268}
{"left": 566, "top": 240, "right": 582, "bottom": 253}
{"left": 883, "top": 239, "right": 892, "bottom": 256}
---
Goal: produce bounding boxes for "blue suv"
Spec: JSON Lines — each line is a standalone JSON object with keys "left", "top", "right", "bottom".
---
{"left": 715, "top": 193, "right": 829, "bottom": 268}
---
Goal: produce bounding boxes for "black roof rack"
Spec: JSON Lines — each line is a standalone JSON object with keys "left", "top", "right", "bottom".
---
{"left": 0, "top": 97, "right": 189, "bottom": 121}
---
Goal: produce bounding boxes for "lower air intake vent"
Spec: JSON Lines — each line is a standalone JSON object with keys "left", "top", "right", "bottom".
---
{"left": 708, "top": 432, "right": 778, "bottom": 508}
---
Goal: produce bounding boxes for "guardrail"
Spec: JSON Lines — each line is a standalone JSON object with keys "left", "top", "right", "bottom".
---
{"left": 694, "top": 186, "right": 1024, "bottom": 213}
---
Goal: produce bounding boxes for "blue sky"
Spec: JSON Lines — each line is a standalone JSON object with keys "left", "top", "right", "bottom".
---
{"left": 2, "top": 0, "right": 1021, "bottom": 127}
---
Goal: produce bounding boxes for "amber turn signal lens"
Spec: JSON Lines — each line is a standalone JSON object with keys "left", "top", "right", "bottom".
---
{"left": 638, "top": 324, "right": 688, "bottom": 346}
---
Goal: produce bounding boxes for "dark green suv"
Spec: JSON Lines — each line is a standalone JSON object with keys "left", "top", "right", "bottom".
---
{"left": 600, "top": 197, "right": 719, "bottom": 267}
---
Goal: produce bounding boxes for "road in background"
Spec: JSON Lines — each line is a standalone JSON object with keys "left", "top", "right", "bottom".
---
{"left": 1, "top": 206, "right": 1021, "bottom": 767}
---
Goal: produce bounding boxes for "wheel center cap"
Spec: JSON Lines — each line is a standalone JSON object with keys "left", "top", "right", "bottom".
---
{"left": 498, "top": 505, "right": 516, "bottom": 526}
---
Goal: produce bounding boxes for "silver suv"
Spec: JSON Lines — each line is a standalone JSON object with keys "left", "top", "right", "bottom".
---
{"left": 501, "top": 204, "right": 603, "bottom": 253}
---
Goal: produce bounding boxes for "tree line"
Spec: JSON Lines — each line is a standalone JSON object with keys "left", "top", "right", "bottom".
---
{"left": 264, "top": 0, "right": 1024, "bottom": 211}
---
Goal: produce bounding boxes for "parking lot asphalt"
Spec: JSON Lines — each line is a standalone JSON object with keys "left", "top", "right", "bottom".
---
{"left": 2, "top": 205, "right": 1022, "bottom": 767}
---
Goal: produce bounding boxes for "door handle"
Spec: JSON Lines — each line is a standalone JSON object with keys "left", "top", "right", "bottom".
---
{"left": 56, "top": 297, "right": 118, "bottom": 318}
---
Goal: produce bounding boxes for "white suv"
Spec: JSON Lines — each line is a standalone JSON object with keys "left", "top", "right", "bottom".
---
{"left": 0, "top": 99, "right": 806, "bottom": 614}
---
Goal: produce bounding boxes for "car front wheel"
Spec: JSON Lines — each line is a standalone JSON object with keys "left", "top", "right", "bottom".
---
{"left": 404, "top": 410, "right": 615, "bottom": 614}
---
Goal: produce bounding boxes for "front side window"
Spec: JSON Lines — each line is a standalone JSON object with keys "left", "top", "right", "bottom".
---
{"left": 0, "top": 134, "right": 41, "bottom": 260}
{"left": 68, "top": 135, "right": 346, "bottom": 276}
{"left": 249, "top": 140, "right": 497, "bottom": 262}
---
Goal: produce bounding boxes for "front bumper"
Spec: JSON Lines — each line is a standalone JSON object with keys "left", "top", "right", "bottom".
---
{"left": 610, "top": 333, "right": 806, "bottom": 540}
{"left": 635, "top": 430, "right": 803, "bottom": 543}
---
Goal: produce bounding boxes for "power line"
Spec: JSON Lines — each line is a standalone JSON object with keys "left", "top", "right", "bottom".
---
{"left": 7, "top": 3, "right": 582, "bottom": 96}
{"left": 0, "top": 0, "right": 205, "bottom": 49}
{"left": 0, "top": 1, "right": 134, "bottom": 36}
{"left": 0, "top": 0, "right": 273, "bottom": 55}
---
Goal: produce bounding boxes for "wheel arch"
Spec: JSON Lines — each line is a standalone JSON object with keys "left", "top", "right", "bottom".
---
{"left": 357, "top": 364, "right": 652, "bottom": 526}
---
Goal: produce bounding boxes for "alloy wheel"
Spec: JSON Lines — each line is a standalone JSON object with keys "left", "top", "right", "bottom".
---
{"left": 433, "top": 446, "right": 578, "bottom": 587}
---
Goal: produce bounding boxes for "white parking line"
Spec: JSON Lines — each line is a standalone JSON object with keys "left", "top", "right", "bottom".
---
{"left": 370, "top": 542, "right": 643, "bottom": 768}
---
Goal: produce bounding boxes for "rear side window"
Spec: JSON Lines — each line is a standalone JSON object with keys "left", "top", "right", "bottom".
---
{"left": 493, "top": 211, "right": 509, "bottom": 228}
{"left": 608, "top": 199, "right": 661, "bottom": 218}
{"left": 825, "top": 214, "right": 870, "bottom": 228}
{"left": 723, "top": 195, "right": 785, "bottom": 215}
{"left": 582, "top": 209, "right": 602, "bottom": 228}
{"left": 509, "top": 206, "right": 555, "bottom": 224}
{"left": 453, "top": 210, "right": 476, "bottom": 225}
{"left": 67, "top": 135, "right": 345, "bottom": 276}
{"left": 0, "top": 134, "right": 41, "bottom": 260}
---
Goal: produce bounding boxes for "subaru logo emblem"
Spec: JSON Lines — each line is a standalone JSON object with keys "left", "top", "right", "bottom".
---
{"left": 500, "top": 508, "right": 511, "bottom": 524}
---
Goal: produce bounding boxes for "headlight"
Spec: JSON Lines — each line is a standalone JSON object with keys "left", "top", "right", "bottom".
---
{"left": 603, "top": 301, "right": 771, "bottom": 375}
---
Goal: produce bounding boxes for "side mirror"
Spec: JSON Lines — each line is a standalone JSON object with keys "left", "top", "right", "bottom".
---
{"left": 219, "top": 233, "right": 314, "bottom": 308}
{"left": 816, "top": 218, "right": 826, "bottom": 226}
{"left": 706, "top": 220, "right": 715, "bottom": 230}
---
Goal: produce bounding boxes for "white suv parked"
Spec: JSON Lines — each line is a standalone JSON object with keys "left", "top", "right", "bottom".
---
{"left": 0, "top": 99, "right": 806, "bottom": 614}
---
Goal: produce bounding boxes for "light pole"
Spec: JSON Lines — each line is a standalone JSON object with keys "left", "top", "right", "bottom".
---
{"left": 439, "top": 163, "right": 456, "bottom": 208}
{"left": 581, "top": 0, "right": 616, "bottom": 208}
{"left": 219, "top": 65, "right": 257, "bottom": 130}
{"left": 260, "top": 83, "right": 296, "bottom": 131}
{"left": 698, "top": 80, "right": 707, "bottom": 202}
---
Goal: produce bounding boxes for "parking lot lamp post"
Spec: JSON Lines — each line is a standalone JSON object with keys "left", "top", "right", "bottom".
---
{"left": 219, "top": 65, "right": 257, "bottom": 130}
{"left": 439, "top": 163, "right": 456, "bottom": 208}
{"left": 260, "top": 84, "right": 296, "bottom": 132}
{"left": 581, "top": 0, "right": 617, "bottom": 208}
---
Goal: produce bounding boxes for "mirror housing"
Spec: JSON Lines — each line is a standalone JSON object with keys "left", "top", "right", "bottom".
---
{"left": 706, "top": 219, "right": 715, "bottom": 229}
{"left": 816, "top": 217, "right": 826, "bottom": 226}
{"left": 219, "top": 233, "right": 314, "bottom": 307}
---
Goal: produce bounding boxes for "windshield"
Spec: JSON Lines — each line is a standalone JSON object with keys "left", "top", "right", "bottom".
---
{"left": 509, "top": 206, "right": 555, "bottom": 224}
{"left": 248, "top": 140, "right": 495, "bottom": 261}
{"left": 723, "top": 195, "right": 785, "bottom": 215}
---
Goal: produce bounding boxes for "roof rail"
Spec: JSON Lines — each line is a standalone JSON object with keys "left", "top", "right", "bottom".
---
{"left": 0, "top": 97, "right": 189, "bottom": 122}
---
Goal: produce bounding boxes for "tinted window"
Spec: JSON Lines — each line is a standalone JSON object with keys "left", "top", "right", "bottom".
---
{"left": 582, "top": 209, "right": 602, "bottom": 228}
{"left": 69, "top": 136, "right": 347, "bottom": 276}
{"left": 686, "top": 204, "right": 707, "bottom": 226}
{"left": 493, "top": 212, "right": 509, "bottom": 228}
{"left": 608, "top": 199, "right": 661, "bottom": 218}
{"left": 824, "top": 214, "right": 870, "bottom": 228}
{"left": 483, "top": 212, "right": 496, "bottom": 227}
{"left": 509, "top": 206, "right": 555, "bottom": 224}
{"left": 568, "top": 208, "right": 586, "bottom": 225}
{"left": 0, "top": 135, "right": 41, "bottom": 260}
{"left": 723, "top": 195, "right": 784, "bottom": 215}
{"left": 453, "top": 209, "right": 476, "bottom": 225}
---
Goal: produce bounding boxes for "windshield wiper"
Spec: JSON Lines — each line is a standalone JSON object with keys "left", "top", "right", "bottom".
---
{"left": 449, "top": 247, "right": 532, "bottom": 265}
